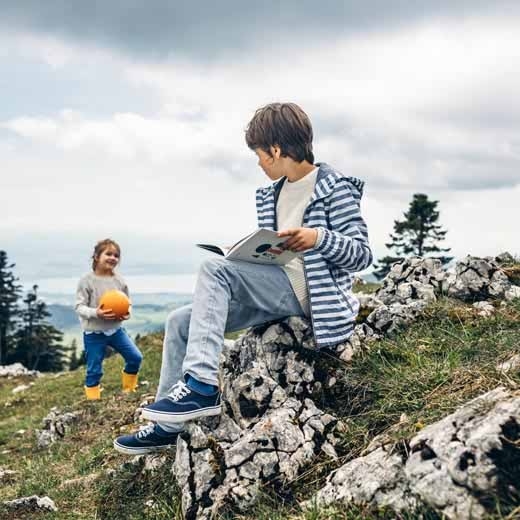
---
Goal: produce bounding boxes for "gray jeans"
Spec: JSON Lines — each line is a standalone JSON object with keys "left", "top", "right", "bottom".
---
{"left": 156, "top": 256, "right": 304, "bottom": 400}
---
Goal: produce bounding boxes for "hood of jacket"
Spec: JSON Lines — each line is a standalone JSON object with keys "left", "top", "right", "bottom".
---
{"left": 256, "top": 162, "right": 365, "bottom": 204}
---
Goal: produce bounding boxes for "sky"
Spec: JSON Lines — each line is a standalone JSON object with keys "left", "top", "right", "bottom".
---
{"left": 1, "top": 1, "right": 519, "bottom": 283}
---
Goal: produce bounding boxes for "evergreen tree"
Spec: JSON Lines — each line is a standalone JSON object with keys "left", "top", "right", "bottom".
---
{"left": 11, "top": 285, "right": 67, "bottom": 371}
{"left": 374, "top": 193, "right": 452, "bottom": 280}
{"left": 0, "top": 251, "right": 22, "bottom": 364}
{"left": 68, "top": 339, "right": 85, "bottom": 370}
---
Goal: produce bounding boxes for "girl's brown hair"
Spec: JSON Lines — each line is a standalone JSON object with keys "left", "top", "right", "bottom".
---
{"left": 245, "top": 102, "right": 314, "bottom": 163}
{"left": 92, "top": 238, "right": 121, "bottom": 271}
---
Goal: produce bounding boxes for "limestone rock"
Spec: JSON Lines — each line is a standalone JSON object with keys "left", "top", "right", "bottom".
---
{"left": 36, "top": 407, "right": 80, "bottom": 449}
{"left": 355, "top": 292, "right": 384, "bottom": 311}
{"left": 333, "top": 323, "right": 380, "bottom": 362}
{"left": 311, "top": 387, "right": 520, "bottom": 520}
{"left": 171, "top": 320, "right": 340, "bottom": 520}
{"left": 505, "top": 285, "right": 520, "bottom": 301}
{"left": 58, "top": 473, "right": 100, "bottom": 489}
{"left": 496, "top": 354, "right": 520, "bottom": 374}
{"left": 472, "top": 301, "right": 495, "bottom": 317}
{"left": 376, "top": 257, "right": 446, "bottom": 305}
{"left": 366, "top": 301, "right": 427, "bottom": 336}
{"left": 359, "top": 257, "right": 447, "bottom": 337}
{"left": 3, "top": 495, "right": 57, "bottom": 513}
{"left": 309, "top": 446, "right": 415, "bottom": 512}
{"left": 444, "top": 256, "right": 512, "bottom": 301}
{"left": 12, "top": 383, "right": 32, "bottom": 394}
{"left": 0, "top": 363, "right": 40, "bottom": 378}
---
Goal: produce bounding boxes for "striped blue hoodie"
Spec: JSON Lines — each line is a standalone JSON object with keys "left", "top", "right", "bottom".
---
{"left": 255, "top": 162, "right": 372, "bottom": 348}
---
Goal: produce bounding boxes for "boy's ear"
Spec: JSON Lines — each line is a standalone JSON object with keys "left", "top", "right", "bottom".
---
{"left": 270, "top": 145, "right": 281, "bottom": 159}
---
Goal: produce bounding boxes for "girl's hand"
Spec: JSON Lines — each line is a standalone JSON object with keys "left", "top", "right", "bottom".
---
{"left": 277, "top": 227, "right": 319, "bottom": 252}
{"left": 96, "top": 306, "right": 117, "bottom": 320}
{"left": 121, "top": 305, "right": 132, "bottom": 321}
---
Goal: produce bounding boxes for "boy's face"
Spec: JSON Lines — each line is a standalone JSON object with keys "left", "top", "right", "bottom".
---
{"left": 255, "top": 147, "right": 284, "bottom": 181}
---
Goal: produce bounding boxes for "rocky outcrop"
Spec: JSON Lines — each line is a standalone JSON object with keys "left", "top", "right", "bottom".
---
{"left": 310, "top": 387, "right": 520, "bottom": 519}
{"left": 444, "top": 255, "right": 518, "bottom": 301}
{"left": 376, "top": 257, "right": 445, "bottom": 305}
{"left": 152, "top": 254, "right": 519, "bottom": 518}
{"left": 354, "top": 257, "right": 446, "bottom": 339}
{"left": 174, "top": 322, "right": 340, "bottom": 519}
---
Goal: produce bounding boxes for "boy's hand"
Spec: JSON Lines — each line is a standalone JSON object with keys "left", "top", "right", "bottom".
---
{"left": 277, "top": 227, "right": 318, "bottom": 252}
{"left": 96, "top": 306, "right": 117, "bottom": 320}
{"left": 121, "top": 312, "right": 131, "bottom": 320}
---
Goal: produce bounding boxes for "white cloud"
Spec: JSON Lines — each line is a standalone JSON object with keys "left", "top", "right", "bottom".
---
{"left": 1, "top": 13, "right": 519, "bottom": 276}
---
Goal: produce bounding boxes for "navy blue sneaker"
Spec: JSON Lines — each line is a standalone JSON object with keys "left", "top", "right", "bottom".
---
{"left": 113, "top": 423, "right": 180, "bottom": 455}
{"left": 141, "top": 380, "right": 221, "bottom": 424}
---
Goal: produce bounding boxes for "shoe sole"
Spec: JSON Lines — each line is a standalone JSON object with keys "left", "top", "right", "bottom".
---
{"left": 141, "top": 405, "right": 222, "bottom": 424}
{"left": 112, "top": 439, "right": 175, "bottom": 456}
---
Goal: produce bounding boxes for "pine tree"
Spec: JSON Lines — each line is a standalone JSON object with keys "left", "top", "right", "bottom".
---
{"left": 68, "top": 339, "right": 85, "bottom": 370}
{"left": 11, "top": 285, "right": 67, "bottom": 371}
{"left": 374, "top": 193, "right": 452, "bottom": 280}
{"left": 0, "top": 251, "right": 22, "bottom": 364}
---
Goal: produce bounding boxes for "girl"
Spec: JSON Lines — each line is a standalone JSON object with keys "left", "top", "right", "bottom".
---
{"left": 75, "top": 238, "right": 143, "bottom": 399}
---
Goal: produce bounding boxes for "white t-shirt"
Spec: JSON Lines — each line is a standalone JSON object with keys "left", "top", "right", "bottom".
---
{"left": 276, "top": 167, "right": 319, "bottom": 315}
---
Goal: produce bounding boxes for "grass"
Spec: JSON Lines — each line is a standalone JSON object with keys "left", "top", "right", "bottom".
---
{"left": 0, "top": 332, "right": 181, "bottom": 519}
{"left": 0, "top": 298, "right": 519, "bottom": 519}
{"left": 352, "top": 281, "right": 380, "bottom": 294}
{"left": 331, "top": 299, "right": 520, "bottom": 451}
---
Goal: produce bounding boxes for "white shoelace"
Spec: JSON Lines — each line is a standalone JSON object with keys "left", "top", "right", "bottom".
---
{"left": 167, "top": 380, "right": 191, "bottom": 402}
{"left": 136, "top": 423, "right": 156, "bottom": 440}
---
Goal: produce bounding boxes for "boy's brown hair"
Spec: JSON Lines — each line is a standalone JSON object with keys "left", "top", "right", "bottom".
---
{"left": 245, "top": 102, "right": 314, "bottom": 163}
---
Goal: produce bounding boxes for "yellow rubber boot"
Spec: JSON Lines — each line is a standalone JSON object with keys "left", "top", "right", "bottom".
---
{"left": 85, "top": 385, "right": 101, "bottom": 400}
{"left": 122, "top": 371, "right": 138, "bottom": 393}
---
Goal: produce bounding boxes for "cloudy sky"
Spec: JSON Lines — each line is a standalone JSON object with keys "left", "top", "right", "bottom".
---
{"left": 1, "top": 1, "right": 519, "bottom": 282}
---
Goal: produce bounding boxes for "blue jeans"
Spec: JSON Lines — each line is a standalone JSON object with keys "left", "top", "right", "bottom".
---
{"left": 156, "top": 257, "right": 305, "bottom": 400}
{"left": 83, "top": 328, "right": 143, "bottom": 387}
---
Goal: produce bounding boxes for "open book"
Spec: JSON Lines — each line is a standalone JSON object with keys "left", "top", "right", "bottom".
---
{"left": 196, "top": 228, "right": 300, "bottom": 265}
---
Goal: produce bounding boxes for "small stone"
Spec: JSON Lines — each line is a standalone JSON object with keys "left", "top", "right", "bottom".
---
{"left": 58, "top": 473, "right": 99, "bottom": 489}
{"left": 0, "top": 468, "right": 19, "bottom": 483}
{"left": 505, "top": 285, "right": 520, "bottom": 301}
{"left": 12, "top": 384, "right": 31, "bottom": 394}
{"left": 496, "top": 354, "right": 520, "bottom": 373}
{"left": 36, "top": 408, "right": 80, "bottom": 448}
{"left": 472, "top": 301, "right": 495, "bottom": 317}
{"left": 3, "top": 495, "right": 57, "bottom": 513}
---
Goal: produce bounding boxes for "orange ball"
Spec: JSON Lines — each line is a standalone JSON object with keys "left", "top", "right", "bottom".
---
{"left": 99, "top": 290, "right": 130, "bottom": 319}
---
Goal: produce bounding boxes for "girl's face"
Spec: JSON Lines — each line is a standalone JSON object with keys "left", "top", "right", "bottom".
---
{"left": 95, "top": 246, "right": 120, "bottom": 273}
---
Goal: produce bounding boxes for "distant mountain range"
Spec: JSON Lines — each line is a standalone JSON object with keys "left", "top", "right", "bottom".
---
{"left": 46, "top": 292, "right": 194, "bottom": 346}
{"left": 41, "top": 291, "right": 193, "bottom": 307}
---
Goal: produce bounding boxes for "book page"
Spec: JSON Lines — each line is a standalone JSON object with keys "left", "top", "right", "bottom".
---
{"left": 226, "top": 229, "right": 299, "bottom": 265}
{"left": 196, "top": 244, "right": 228, "bottom": 256}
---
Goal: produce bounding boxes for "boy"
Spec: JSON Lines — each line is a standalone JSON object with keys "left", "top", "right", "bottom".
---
{"left": 114, "top": 102, "right": 372, "bottom": 455}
